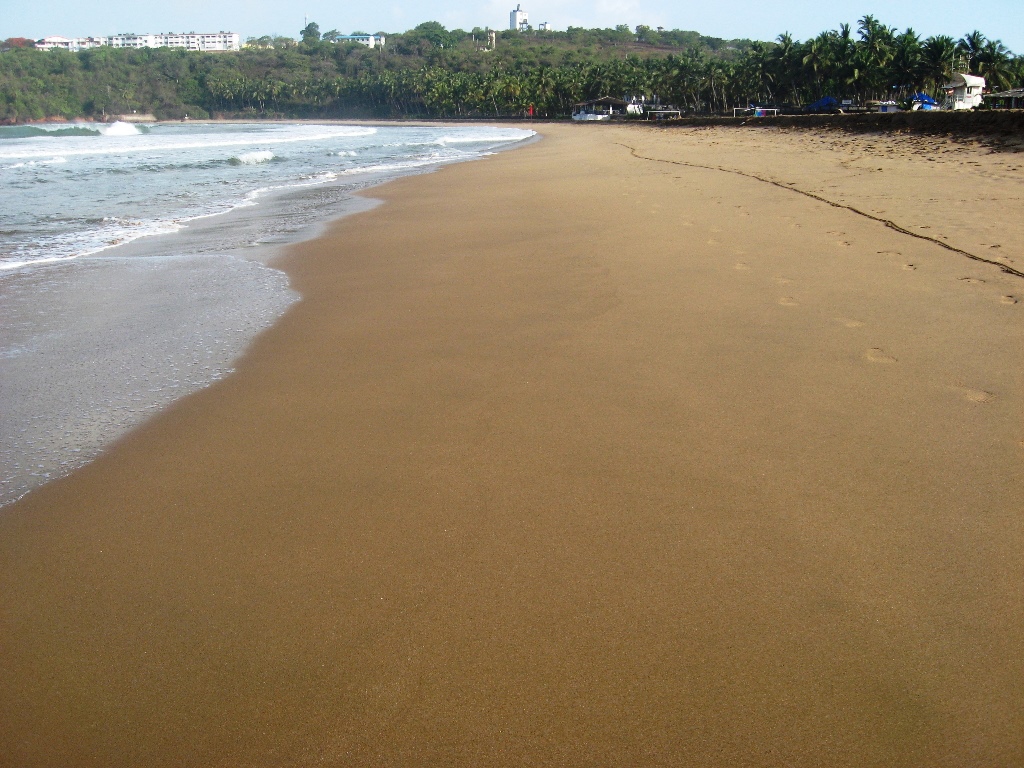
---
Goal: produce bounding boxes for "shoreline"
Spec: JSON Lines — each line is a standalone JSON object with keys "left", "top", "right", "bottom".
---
{"left": 1, "top": 123, "right": 1022, "bottom": 765}
{"left": 9, "top": 109, "right": 1024, "bottom": 137}
{"left": 0, "top": 123, "right": 536, "bottom": 507}
{"left": 8, "top": 112, "right": 1022, "bottom": 158}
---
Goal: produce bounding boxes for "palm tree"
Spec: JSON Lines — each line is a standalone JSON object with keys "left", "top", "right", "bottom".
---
{"left": 500, "top": 72, "right": 523, "bottom": 112}
{"left": 531, "top": 65, "right": 557, "bottom": 115}
{"left": 890, "top": 29, "right": 922, "bottom": 97}
{"left": 737, "top": 42, "right": 775, "bottom": 104}
{"left": 679, "top": 49, "right": 709, "bottom": 111}
{"left": 772, "top": 33, "right": 801, "bottom": 103}
{"left": 857, "top": 15, "right": 896, "bottom": 99}
{"left": 556, "top": 66, "right": 585, "bottom": 112}
{"left": 1011, "top": 56, "right": 1024, "bottom": 88}
{"left": 802, "top": 32, "right": 834, "bottom": 99}
{"left": 585, "top": 63, "right": 616, "bottom": 100}
{"left": 921, "top": 35, "right": 956, "bottom": 91}
{"left": 976, "top": 39, "right": 1013, "bottom": 89}
{"left": 484, "top": 71, "right": 505, "bottom": 116}
{"left": 705, "top": 59, "right": 727, "bottom": 111}
{"left": 656, "top": 55, "right": 687, "bottom": 107}
{"left": 957, "top": 30, "right": 987, "bottom": 72}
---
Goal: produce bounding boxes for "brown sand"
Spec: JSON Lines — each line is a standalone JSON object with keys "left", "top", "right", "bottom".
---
{"left": 1, "top": 123, "right": 1022, "bottom": 767}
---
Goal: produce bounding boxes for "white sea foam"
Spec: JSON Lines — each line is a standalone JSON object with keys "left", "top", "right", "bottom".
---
{"left": 0, "top": 125, "right": 534, "bottom": 273}
{"left": 436, "top": 135, "right": 495, "bottom": 144}
{"left": 234, "top": 150, "right": 275, "bottom": 164}
{"left": 395, "top": 130, "right": 534, "bottom": 149}
{"left": 0, "top": 216, "right": 184, "bottom": 271}
{"left": 4, "top": 156, "right": 67, "bottom": 169}
{"left": 240, "top": 171, "right": 340, "bottom": 205}
{"left": 99, "top": 121, "right": 142, "bottom": 137}
{"left": 0, "top": 125, "right": 379, "bottom": 161}
{"left": 338, "top": 152, "right": 468, "bottom": 177}
{"left": 0, "top": 169, "right": 354, "bottom": 271}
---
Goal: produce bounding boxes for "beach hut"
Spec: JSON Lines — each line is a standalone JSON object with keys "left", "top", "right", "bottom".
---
{"left": 572, "top": 97, "right": 628, "bottom": 121}
{"left": 983, "top": 88, "right": 1024, "bottom": 109}
{"left": 943, "top": 73, "right": 986, "bottom": 110}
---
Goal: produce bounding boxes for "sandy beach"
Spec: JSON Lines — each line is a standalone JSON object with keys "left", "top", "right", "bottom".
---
{"left": 1, "top": 122, "right": 1022, "bottom": 766}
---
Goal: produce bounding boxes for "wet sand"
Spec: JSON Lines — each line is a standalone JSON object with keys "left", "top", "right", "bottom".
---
{"left": 1, "top": 123, "right": 1022, "bottom": 766}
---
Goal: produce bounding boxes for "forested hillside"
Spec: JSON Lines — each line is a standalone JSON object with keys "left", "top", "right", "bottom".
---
{"left": 1, "top": 18, "right": 1021, "bottom": 122}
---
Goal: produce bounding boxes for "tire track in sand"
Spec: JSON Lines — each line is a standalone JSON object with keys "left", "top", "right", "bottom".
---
{"left": 618, "top": 143, "right": 1024, "bottom": 281}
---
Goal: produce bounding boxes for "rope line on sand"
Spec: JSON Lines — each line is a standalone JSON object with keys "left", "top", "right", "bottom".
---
{"left": 618, "top": 143, "right": 1024, "bottom": 281}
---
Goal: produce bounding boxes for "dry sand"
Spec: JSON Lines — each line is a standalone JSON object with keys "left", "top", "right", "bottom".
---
{"left": 1, "top": 123, "right": 1022, "bottom": 767}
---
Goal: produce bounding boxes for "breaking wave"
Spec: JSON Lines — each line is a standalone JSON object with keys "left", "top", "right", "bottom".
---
{"left": 230, "top": 150, "right": 275, "bottom": 165}
{"left": 0, "top": 126, "right": 101, "bottom": 139}
{"left": 98, "top": 121, "right": 144, "bottom": 136}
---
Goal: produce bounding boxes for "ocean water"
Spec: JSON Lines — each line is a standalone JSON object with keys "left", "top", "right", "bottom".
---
{"left": 0, "top": 121, "right": 535, "bottom": 506}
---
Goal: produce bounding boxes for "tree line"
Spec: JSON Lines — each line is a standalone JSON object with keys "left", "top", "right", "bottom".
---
{"left": 1, "top": 17, "right": 1021, "bottom": 123}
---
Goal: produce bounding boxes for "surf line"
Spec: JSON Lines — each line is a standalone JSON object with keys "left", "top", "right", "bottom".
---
{"left": 617, "top": 143, "right": 1024, "bottom": 281}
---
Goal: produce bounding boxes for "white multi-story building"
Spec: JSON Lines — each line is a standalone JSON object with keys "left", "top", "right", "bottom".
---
{"left": 336, "top": 34, "right": 385, "bottom": 48}
{"left": 36, "top": 32, "right": 240, "bottom": 52}
{"left": 510, "top": 4, "right": 529, "bottom": 32}
{"left": 108, "top": 32, "right": 241, "bottom": 51}
{"left": 35, "top": 36, "right": 104, "bottom": 52}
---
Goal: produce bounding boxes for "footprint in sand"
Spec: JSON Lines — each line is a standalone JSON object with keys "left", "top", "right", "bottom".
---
{"left": 837, "top": 241, "right": 852, "bottom": 247}
{"left": 959, "top": 277, "right": 986, "bottom": 284}
{"left": 952, "top": 385, "right": 996, "bottom": 403}
{"left": 878, "top": 250, "right": 901, "bottom": 257}
{"left": 734, "top": 262, "right": 750, "bottom": 270}
{"left": 836, "top": 317, "right": 865, "bottom": 328}
{"left": 778, "top": 296, "right": 799, "bottom": 306}
{"left": 1000, "top": 295, "right": 1018, "bottom": 305}
{"left": 864, "top": 348, "right": 897, "bottom": 363}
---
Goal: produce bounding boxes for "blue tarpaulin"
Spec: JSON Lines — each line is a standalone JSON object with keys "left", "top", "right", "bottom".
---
{"left": 805, "top": 96, "right": 838, "bottom": 112}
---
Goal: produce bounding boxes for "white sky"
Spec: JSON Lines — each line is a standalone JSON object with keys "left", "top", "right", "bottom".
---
{"left": 3, "top": 0, "right": 1021, "bottom": 52}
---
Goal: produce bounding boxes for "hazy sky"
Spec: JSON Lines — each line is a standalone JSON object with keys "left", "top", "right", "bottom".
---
{"left": 3, "top": 0, "right": 1022, "bottom": 51}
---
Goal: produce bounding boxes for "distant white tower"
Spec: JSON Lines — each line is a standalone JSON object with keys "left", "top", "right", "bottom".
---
{"left": 510, "top": 4, "right": 529, "bottom": 32}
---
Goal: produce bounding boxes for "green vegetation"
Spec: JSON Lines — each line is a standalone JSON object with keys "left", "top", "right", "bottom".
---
{"left": 1, "top": 17, "right": 1021, "bottom": 122}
